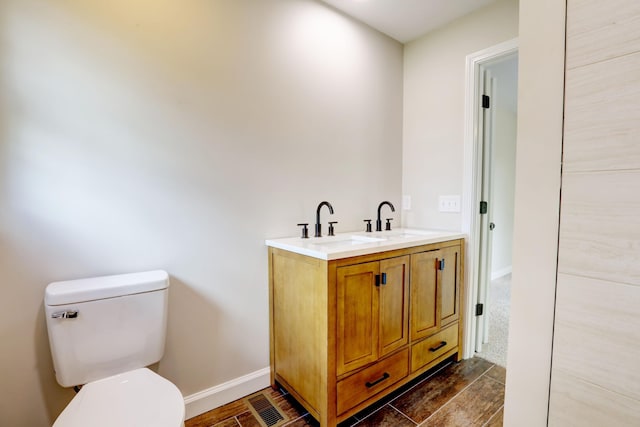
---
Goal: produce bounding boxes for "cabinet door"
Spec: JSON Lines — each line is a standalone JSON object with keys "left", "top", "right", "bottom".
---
{"left": 411, "top": 250, "right": 439, "bottom": 341}
{"left": 379, "top": 256, "right": 409, "bottom": 357}
{"left": 438, "top": 245, "right": 460, "bottom": 327}
{"left": 337, "top": 261, "right": 380, "bottom": 375}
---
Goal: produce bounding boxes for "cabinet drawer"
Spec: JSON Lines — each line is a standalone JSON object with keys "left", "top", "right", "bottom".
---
{"left": 337, "top": 349, "right": 409, "bottom": 415}
{"left": 411, "top": 323, "right": 458, "bottom": 372}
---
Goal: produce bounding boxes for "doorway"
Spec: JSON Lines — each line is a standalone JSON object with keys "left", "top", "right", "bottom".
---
{"left": 475, "top": 55, "right": 518, "bottom": 366}
{"left": 462, "top": 39, "right": 518, "bottom": 367}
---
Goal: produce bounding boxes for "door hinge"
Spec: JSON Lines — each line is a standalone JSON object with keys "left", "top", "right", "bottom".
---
{"left": 480, "top": 201, "right": 488, "bottom": 214}
{"left": 482, "top": 95, "right": 490, "bottom": 109}
{"left": 475, "top": 303, "right": 484, "bottom": 316}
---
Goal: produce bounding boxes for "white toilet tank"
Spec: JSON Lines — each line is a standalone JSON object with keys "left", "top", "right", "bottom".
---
{"left": 45, "top": 270, "right": 170, "bottom": 388}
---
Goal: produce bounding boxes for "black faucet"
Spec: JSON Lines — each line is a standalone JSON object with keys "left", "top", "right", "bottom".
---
{"left": 376, "top": 201, "right": 395, "bottom": 232}
{"left": 315, "top": 201, "right": 334, "bottom": 237}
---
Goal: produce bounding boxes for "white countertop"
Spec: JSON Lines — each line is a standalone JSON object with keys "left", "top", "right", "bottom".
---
{"left": 265, "top": 228, "right": 466, "bottom": 260}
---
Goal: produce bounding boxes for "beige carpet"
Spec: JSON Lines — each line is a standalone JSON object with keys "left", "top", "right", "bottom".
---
{"left": 476, "top": 274, "right": 511, "bottom": 367}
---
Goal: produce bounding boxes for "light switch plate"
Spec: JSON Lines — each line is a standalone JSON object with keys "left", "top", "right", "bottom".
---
{"left": 439, "top": 195, "right": 461, "bottom": 213}
{"left": 402, "top": 195, "right": 411, "bottom": 210}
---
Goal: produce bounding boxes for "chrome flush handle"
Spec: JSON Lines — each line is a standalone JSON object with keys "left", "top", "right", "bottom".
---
{"left": 51, "top": 310, "right": 79, "bottom": 319}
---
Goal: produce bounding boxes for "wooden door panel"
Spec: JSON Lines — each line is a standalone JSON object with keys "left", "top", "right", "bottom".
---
{"left": 411, "top": 251, "right": 439, "bottom": 341}
{"left": 439, "top": 246, "right": 460, "bottom": 326}
{"left": 379, "top": 256, "right": 409, "bottom": 357}
{"left": 337, "top": 262, "right": 379, "bottom": 375}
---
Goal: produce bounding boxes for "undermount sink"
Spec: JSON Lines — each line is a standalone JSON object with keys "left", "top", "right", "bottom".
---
{"left": 311, "top": 235, "right": 385, "bottom": 248}
{"left": 351, "top": 230, "right": 439, "bottom": 241}
{"left": 382, "top": 230, "right": 439, "bottom": 240}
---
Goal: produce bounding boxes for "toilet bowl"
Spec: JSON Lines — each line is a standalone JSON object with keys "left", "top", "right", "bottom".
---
{"left": 53, "top": 368, "right": 185, "bottom": 427}
{"left": 44, "top": 270, "right": 185, "bottom": 426}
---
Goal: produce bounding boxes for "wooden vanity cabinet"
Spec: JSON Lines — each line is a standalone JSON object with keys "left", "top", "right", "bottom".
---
{"left": 268, "top": 239, "right": 464, "bottom": 427}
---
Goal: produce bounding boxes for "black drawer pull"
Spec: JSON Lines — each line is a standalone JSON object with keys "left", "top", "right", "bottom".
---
{"left": 429, "top": 341, "right": 447, "bottom": 352}
{"left": 365, "top": 372, "right": 390, "bottom": 388}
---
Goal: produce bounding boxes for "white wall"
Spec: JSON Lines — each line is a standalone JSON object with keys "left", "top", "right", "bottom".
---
{"left": 0, "top": 0, "right": 403, "bottom": 424}
{"left": 503, "top": 0, "right": 566, "bottom": 425}
{"left": 402, "top": 0, "right": 519, "bottom": 231}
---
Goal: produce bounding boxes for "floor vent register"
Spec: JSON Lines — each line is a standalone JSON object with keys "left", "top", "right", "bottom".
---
{"left": 244, "top": 392, "right": 289, "bottom": 427}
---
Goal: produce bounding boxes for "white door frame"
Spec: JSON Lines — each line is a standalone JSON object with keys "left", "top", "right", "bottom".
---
{"left": 462, "top": 38, "right": 518, "bottom": 359}
{"left": 475, "top": 68, "right": 496, "bottom": 353}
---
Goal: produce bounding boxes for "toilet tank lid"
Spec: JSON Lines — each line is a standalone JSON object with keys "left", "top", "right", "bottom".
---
{"left": 45, "top": 270, "right": 169, "bottom": 306}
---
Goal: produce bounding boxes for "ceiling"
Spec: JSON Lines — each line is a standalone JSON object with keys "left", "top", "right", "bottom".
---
{"left": 319, "top": 0, "right": 497, "bottom": 43}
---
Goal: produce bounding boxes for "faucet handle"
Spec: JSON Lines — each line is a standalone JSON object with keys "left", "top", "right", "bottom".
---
{"left": 363, "top": 219, "right": 372, "bottom": 232}
{"left": 297, "top": 223, "right": 309, "bottom": 239}
{"left": 385, "top": 218, "right": 393, "bottom": 231}
{"left": 328, "top": 221, "right": 338, "bottom": 236}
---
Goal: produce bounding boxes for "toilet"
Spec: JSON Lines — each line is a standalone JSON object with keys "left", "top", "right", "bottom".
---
{"left": 44, "top": 270, "right": 185, "bottom": 427}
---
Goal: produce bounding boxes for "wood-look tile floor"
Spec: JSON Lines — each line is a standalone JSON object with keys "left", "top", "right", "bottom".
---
{"left": 185, "top": 357, "right": 505, "bottom": 427}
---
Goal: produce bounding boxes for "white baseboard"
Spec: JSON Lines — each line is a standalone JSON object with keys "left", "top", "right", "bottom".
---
{"left": 491, "top": 266, "right": 512, "bottom": 281}
{"left": 183, "top": 367, "right": 271, "bottom": 420}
